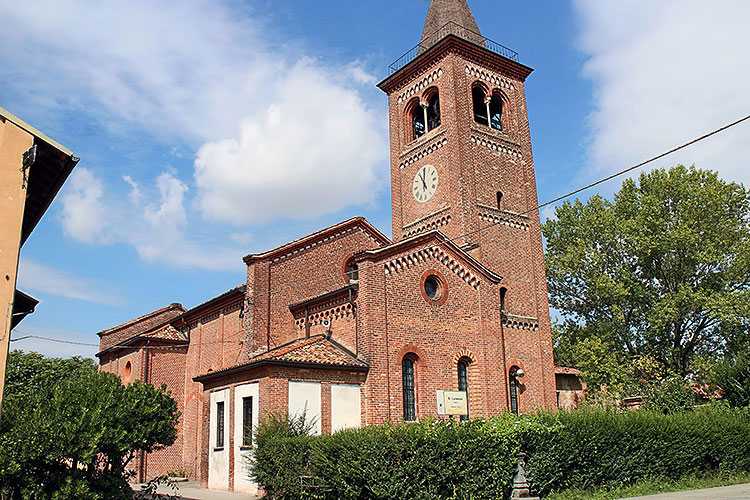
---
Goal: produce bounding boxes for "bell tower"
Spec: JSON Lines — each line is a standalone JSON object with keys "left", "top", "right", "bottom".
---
{"left": 379, "top": 0, "right": 557, "bottom": 409}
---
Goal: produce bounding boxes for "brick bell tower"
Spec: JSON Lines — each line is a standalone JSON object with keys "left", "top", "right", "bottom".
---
{"left": 379, "top": 0, "right": 557, "bottom": 407}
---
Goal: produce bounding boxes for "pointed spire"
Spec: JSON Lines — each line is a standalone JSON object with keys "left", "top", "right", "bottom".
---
{"left": 421, "top": 0, "right": 483, "bottom": 48}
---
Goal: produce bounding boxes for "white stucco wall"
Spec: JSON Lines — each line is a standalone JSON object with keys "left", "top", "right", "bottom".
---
{"left": 208, "top": 389, "right": 229, "bottom": 490}
{"left": 288, "top": 381, "right": 322, "bottom": 435}
{"left": 331, "top": 384, "right": 361, "bottom": 433}
{"left": 233, "top": 383, "right": 259, "bottom": 494}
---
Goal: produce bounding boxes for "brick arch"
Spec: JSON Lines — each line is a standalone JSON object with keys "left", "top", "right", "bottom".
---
{"left": 421, "top": 85, "right": 439, "bottom": 102}
{"left": 403, "top": 96, "right": 424, "bottom": 144}
{"left": 397, "top": 344, "right": 428, "bottom": 365}
{"left": 471, "top": 79, "right": 491, "bottom": 96}
{"left": 452, "top": 349, "right": 476, "bottom": 365}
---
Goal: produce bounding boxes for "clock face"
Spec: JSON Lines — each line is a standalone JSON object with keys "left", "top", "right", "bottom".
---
{"left": 412, "top": 164, "right": 439, "bottom": 203}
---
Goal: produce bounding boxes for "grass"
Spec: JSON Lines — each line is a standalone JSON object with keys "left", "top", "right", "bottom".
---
{"left": 546, "top": 472, "right": 750, "bottom": 500}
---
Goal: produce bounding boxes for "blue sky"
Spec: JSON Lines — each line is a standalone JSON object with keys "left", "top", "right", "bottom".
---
{"left": 2, "top": 0, "right": 749, "bottom": 358}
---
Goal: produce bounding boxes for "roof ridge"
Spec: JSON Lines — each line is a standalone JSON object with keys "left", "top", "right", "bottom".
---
{"left": 243, "top": 217, "right": 390, "bottom": 264}
{"left": 98, "top": 303, "right": 184, "bottom": 336}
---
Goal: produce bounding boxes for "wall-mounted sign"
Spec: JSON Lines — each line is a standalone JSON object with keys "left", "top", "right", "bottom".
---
{"left": 436, "top": 390, "right": 468, "bottom": 416}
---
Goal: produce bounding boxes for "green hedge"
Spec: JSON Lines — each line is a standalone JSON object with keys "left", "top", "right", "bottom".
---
{"left": 526, "top": 406, "right": 750, "bottom": 496}
{"left": 252, "top": 405, "right": 750, "bottom": 499}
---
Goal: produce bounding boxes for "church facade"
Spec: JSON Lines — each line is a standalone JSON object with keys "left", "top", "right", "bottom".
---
{"left": 97, "top": 0, "right": 557, "bottom": 492}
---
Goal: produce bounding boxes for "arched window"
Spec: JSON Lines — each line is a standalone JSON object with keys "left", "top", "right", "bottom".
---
{"left": 496, "top": 191, "right": 504, "bottom": 209}
{"left": 509, "top": 366, "right": 521, "bottom": 415}
{"left": 426, "top": 92, "right": 441, "bottom": 131}
{"left": 345, "top": 260, "right": 359, "bottom": 283}
{"left": 409, "top": 99, "right": 426, "bottom": 140}
{"left": 472, "top": 84, "right": 504, "bottom": 131}
{"left": 499, "top": 287, "right": 508, "bottom": 314}
{"left": 457, "top": 357, "right": 471, "bottom": 421}
{"left": 402, "top": 355, "right": 417, "bottom": 421}
{"left": 489, "top": 92, "right": 503, "bottom": 131}
{"left": 123, "top": 361, "right": 132, "bottom": 384}
{"left": 472, "top": 85, "right": 489, "bottom": 126}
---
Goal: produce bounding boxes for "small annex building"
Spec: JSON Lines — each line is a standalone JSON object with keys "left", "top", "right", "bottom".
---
{"left": 97, "top": 0, "right": 559, "bottom": 492}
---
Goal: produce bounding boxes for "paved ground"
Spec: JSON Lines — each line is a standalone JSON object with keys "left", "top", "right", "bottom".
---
{"left": 624, "top": 483, "right": 750, "bottom": 499}
{"left": 133, "top": 481, "right": 258, "bottom": 499}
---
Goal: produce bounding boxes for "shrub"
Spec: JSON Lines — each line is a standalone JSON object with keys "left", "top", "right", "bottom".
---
{"left": 0, "top": 351, "right": 179, "bottom": 499}
{"left": 525, "top": 406, "right": 750, "bottom": 496}
{"left": 713, "top": 349, "right": 750, "bottom": 407}
{"left": 252, "top": 414, "right": 540, "bottom": 499}
{"left": 253, "top": 406, "right": 750, "bottom": 499}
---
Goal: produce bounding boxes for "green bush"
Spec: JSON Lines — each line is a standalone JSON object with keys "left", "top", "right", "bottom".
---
{"left": 0, "top": 351, "right": 179, "bottom": 499}
{"left": 525, "top": 406, "right": 750, "bottom": 496}
{"left": 252, "top": 414, "right": 544, "bottom": 499}
{"left": 253, "top": 406, "right": 750, "bottom": 499}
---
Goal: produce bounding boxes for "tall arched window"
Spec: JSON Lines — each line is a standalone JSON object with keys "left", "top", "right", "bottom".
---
{"left": 509, "top": 366, "right": 520, "bottom": 415}
{"left": 426, "top": 92, "right": 441, "bottom": 131}
{"left": 411, "top": 101, "right": 426, "bottom": 140}
{"left": 402, "top": 355, "right": 417, "bottom": 421}
{"left": 500, "top": 287, "right": 508, "bottom": 314}
{"left": 472, "top": 85, "right": 489, "bottom": 126}
{"left": 489, "top": 92, "right": 503, "bottom": 131}
{"left": 457, "top": 357, "right": 471, "bottom": 421}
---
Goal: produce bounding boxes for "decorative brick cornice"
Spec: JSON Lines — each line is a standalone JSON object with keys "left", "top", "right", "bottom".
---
{"left": 384, "top": 246, "right": 481, "bottom": 290}
{"left": 470, "top": 131, "right": 522, "bottom": 160}
{"left": 465, "top": 64, "right": 516, "bottom": 92}
{"left": 294, "top": 302, "right": 356, "bottom": 331}
{"left": 399, "top": 133, "right": 448, "bottom": 169}
{"left": 403, "top": 206, "right": 452, "bottom": 238}
{"left": 501, "top": 313, "right": 539, "bottom": 331}
{"left": 477, "top": 204, "right": 530, "bottom": 231}
{"left": 397, "top": 67, "right": 444, "bottom": 104}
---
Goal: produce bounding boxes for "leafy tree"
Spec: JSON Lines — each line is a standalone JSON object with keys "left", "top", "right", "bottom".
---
{"left": 712, "top": 346, "right": 750, "bottom": 407}
{"left": 0, "top": 351, "right": 178, "bottom": 499}
{"left": 545, "top": 166, "right": 750, "bottom": 376}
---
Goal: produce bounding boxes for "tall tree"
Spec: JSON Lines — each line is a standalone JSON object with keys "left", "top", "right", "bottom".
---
{"left": 544, "top": 166, "right": 750, "bottom": 375}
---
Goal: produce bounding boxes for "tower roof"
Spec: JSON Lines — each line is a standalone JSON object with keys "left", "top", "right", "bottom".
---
{"left": 421, "top": 0, "right": 482, "bottom": 48}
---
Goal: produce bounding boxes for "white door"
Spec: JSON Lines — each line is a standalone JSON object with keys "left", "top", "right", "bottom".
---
{"left": 288, "top": 381, "right": 322, "bottom": 435}
{"left": 331, "top": 384, "right": 362, "bottom": 433}
{"left": 208, "top": 389, "right": 230, "bottom": 490}
{"left": 233, "top": 383, "right": 259, "bottom": 494}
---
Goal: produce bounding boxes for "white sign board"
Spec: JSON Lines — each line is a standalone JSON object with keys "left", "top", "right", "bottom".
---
{"left": 436, "top": 390, "right": 468, "bottom": 416}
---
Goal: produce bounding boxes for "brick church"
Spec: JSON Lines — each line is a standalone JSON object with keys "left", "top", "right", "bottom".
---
{"left": 97, "top": 0, "right": 557, "bottom": 492}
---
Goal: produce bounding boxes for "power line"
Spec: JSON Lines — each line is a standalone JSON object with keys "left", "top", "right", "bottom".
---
{"left": 12, "top": 113, "right": 750, "bottom": 350}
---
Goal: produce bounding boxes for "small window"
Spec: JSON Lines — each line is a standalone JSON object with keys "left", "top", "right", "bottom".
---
{"left": 346, "top": 261, "right": 359, "bottom": 283}
{"left": 411, "top": 102, "right": 426, "bottom": 140}
{"left": 123, "top": 361, "right": 132, "bottom": 383}
{"left": 216, "top": 401, "right": 225, "bottom": 449}
{"left": 424, "top": 275, "right": 442, "bottom": 301}
{"left": 242, "top": 397, "right": 253, "bottom": 447}
{"left": 402, "top": 356, "right": 417, "bottom": 421}
{"left": 457, "top": 357, "right": 471, "bottom": 422}
{"left": 489, "top": 93, "right": 503, "bottom": 131}
{"left": 472, "top": 85, "right": 489, "bottom": 126}
{"left": 500, "top": 287, "right": 508, "bottom": 313}
{"left": 426, "top": 92, "right": 441, "bottom": 131}
{"left": 509, "top": 367, "right": 520, "bottom": 415}
{"left": 496, "top": 191, "right": 504, "bottom": 209}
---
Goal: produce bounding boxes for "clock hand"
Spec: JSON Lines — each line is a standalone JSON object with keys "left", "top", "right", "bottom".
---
{"left": 420, "top": 170, "right": 428, "bottom": 189}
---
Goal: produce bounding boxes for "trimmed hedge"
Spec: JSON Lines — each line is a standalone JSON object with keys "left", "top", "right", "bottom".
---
{"left": 526, "top": 405, "right": 750, "bottom": 496}
{"left": 252, "top": 405, "right": 750, "bottom": 499}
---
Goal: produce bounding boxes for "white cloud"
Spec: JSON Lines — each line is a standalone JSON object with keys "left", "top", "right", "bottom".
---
{"left": 60, "top": 168, "right": 243, "bottom": 271}
{"left": 0, "top": 0, "right": 387, "bottom": 232}
{"left": 195, "top": 60, "right": 383, "bottom": 224}
{"left": 17, "top": 259, "right": 122, "bottom": 306}
{"left": 574, "top": 0, "right": 750, "bottom": 186}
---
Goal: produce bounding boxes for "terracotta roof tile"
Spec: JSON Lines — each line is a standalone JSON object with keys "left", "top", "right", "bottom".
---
{"left": 193, "top": 335, "right": 368, "bottom": 383}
